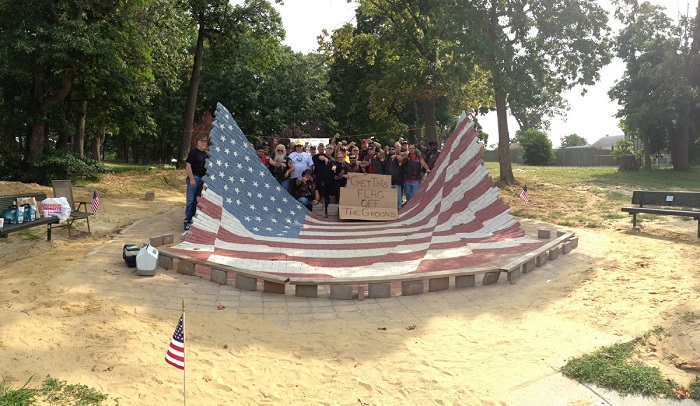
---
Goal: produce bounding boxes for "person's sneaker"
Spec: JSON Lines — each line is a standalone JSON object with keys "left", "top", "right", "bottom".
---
{"left": 184, "top": 222, "right": 191, "bottom": 231}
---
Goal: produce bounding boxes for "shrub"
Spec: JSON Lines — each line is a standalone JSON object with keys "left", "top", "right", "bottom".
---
{"left": 0, "top": 151, "right": 110, "bottom": 185}
{"left": 520, "top": 129, "right": 555, "bottom": 166}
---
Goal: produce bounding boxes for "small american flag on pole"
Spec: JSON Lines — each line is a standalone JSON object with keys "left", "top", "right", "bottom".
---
{"left": 519, "top": 186, "right": 529, "bottom": 203}
{"left": 91, "top": 190, "right": 100, "bottom": 213}
{"left": 165, "top": 316, "right": 185, "bottom": 370}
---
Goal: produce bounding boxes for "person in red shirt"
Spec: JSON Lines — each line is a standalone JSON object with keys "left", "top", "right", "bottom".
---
{"left": 256, "top": 145, "right": 269, "bottom": 166}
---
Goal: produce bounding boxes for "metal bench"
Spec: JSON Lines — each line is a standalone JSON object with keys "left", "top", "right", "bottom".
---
{"left": 0, "top": 192, "right": 60, "bottom": 241}
{"left": 621, "top": 190, "right": 700, "bottom": 238}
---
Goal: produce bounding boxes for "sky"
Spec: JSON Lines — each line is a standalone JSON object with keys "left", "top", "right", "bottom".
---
{"left": 261, "top": 0, "right": 685, "bottom": 148}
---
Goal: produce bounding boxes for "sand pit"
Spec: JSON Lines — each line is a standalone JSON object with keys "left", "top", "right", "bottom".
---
{"left": 0, "top": 180, "right": 699, "bottom": 405}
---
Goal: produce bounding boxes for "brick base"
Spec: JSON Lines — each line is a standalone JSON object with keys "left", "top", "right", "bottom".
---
{"left": 158, "top": 255, "right": 173, "bottom": 270}
{"left": 177, "top": 260, "right": 195, "bottom": 276}
{"left": 210, "top": 268, "right": 228, "bottom": 285}
{"left": 455, "top": 274, "right": 475, "bottom": 288}
{"left": 368, "top": 283, "right": 391, "bottom": 298}
{"left": 329, "top": 285, "right": 353, "bottom": 300}
{"left": 482, "top": 271, "right": 500, "bottom": 285}
{"left": 402, "top": 280, "right": 424, "bottom": 296}
{"left": 235, "top": 274, "right": 257, "bottom": 291}
{"left": 263, "top": 281, "right": 286, "bottom": 294}
{"left": 428, "top": 277, "right": 449, "bottom": 292}
{"left": 295, "top": 284, "right": 318, "bottom": 298}
{"left": 523, "top": 258, "right": 536, "bottom": 273}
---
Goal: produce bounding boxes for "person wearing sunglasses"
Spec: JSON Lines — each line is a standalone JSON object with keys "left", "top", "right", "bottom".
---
{"left": 269, "top": 145, "right": 295, "bottom": 192}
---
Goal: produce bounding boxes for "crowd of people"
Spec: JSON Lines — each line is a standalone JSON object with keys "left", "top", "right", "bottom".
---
{"left": 184, "top": 133, "right": 441, "bottom": 229}
{"left": 256, "top": 135, "right": 441, "bottom": 218}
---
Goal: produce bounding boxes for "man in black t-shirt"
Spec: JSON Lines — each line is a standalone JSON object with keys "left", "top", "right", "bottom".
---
{"left": 314, "top": 145, "right": 337, "bottom": 218}
{"left": 184, "top": 135, "right": 209, "bottom": 230}
{"left": 386, "top": 154, "right": 406, "bottom": 209}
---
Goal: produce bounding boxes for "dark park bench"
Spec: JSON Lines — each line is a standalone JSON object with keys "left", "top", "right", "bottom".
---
{"left": 0, "top": 192, "right": 60, "bottom": 241}
{"left": 621, "top": 190, "right": 700, "bottom": 238}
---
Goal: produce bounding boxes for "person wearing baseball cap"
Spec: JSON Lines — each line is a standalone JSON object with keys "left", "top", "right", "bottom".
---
{"left": 288, "top": 140, "right": 314, "bottom": 194}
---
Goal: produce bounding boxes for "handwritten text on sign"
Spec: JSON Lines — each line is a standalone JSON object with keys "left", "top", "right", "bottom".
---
{"left": 339, "top": 173, "right": 398, "bottom": 221}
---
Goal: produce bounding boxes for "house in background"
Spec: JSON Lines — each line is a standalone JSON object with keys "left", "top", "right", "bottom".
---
{"left": 589, "top": 134, "right": 625, "bottom": 150}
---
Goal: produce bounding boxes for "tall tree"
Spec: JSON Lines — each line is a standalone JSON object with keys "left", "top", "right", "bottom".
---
{"left": 457, "top": 0, "right": 612, "bottom": 184}
{"left": 610, "top": 0, "right": 699, "bottom": 170}
{"left": 609, "top": 1, "right": 677, "bottom": 170}
{"left": 177, "top": 0, "right": 283, "bottom": 168}
{"left": 0, "top": 0, "right": 161, "bottom": 163}
{"left": 353, "top": 0, "right": 492, "bottom": 145}
{"left": 144, "top": 0, "right": 193, "bottom": 164}
{"left": 0, "top": 1, "right": 83, "bottom": 162}
{"left": 323, "top": 22, "right": 405, "bottom": 138}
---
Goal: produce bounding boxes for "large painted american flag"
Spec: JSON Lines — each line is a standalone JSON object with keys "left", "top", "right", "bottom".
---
{"left": 169, "top": 103, "right": 544, "bottom": 279}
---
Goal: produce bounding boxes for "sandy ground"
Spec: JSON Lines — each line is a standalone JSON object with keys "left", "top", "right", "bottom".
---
{"left": 1, "top": 180, "right": 699, "bottom": 405}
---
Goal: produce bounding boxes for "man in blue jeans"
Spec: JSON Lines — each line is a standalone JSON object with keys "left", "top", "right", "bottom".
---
{"left": 184, "top": 135, "right": 209, "bottom": 230}
{"left": 403, "top": 144, "right": 431, "bottom": 203}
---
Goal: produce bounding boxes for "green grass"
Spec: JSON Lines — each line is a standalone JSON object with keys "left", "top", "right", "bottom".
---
{"left": 16, "top": 230, "right": 40, "bottom": 241}
{"left": 602, "top": 213, "right": 626, "bottom": 220}
{"left": 0, "top": 376, "right": 116, "bottom": 405}
{"left": 485, "top": 163, "right": 700, "bottom": 229}
{"left": 103, "top": 161, "right": 176, "bottom": 175}
{"left": 487, "top": 163, "right": 700, "bottom": 191}
{"left": 0, "top": 377, "right": 35, "bottom": 405}
{"left": 562, "top": 328, "right": 700, "bottom": 400}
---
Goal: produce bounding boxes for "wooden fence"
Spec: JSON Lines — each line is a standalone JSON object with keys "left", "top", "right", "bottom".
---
{"left": 483, "top": 147, "right": 617, "bottom": 166}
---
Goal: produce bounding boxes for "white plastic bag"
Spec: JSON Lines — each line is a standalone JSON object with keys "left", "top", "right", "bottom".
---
{"left": 41, "top": 197, "right": 72, "bottom": 220}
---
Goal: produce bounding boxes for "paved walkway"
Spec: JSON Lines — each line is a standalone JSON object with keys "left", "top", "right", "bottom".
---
{"left": 79, "top": 207, "right": 699, "bottom": 406}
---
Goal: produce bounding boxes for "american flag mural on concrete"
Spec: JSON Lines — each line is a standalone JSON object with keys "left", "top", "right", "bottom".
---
{"left": 169, "top": 103, "right": 544, "bottom": 278}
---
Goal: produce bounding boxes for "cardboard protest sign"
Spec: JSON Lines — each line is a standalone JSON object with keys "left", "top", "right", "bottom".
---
{"left": 339, "top": 173, "right": 398, "bottom": 221}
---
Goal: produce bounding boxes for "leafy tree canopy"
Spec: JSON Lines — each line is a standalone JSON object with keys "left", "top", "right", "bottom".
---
{"left": 560, "top": 134, "right": 589, "bottom": 148}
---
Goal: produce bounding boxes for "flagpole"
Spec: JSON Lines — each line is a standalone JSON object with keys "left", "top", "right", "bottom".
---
{"left": 182, "top": 299, "right": 186, "bottom": 406}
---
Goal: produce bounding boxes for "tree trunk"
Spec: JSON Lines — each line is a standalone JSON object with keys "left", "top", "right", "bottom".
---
{"left": 619, "top": 155, "right": 637, "bottom": 171}
{"left": 29, "top": 63, "right": 46, "bottom": 162}
{"left": 91, "top": 122, "right": 105, "bottom": 161}
{"left": 123, "top": 137, "right": 129, "bottom": 163}
{"left": 495, "top": 86, "right": 515, "bottom": 185}
{"left": 671, "top": 0, "right": 700, "bottom": 171}
{"left": 75, "top": 100, "right": 87, "bottom": 157}
{"left": 641, "top": 130, "right": 651, "bottom": 171}
{"left": 178, "top": 20, "right": 206, "bottom": 169}
{"left": 489, "top": 3, "right": 515, "bottom": 185}
{"left": 29, "top": 121, "right": 46, "bottom": 162}
{"left": 56, "top": 101, "right": 69, "bottom": 151}
{"left": 29, "top": 62, "right": 75, "bottom": 162}
{"left": 671, "top": 103, "right": 691, "bottom": 171}
{"left": 423, "top": 98, "right": 438, "bottom": 145}
{"left": 410, "top": 100, "right": 421, "bottom": 144}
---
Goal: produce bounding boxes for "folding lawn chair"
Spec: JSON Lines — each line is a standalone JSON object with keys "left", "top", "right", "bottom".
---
{"left": 51, "top": 180, "right": 93, "bottom": 237}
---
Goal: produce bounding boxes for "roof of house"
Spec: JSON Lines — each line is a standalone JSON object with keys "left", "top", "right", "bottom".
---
{"left": 589, "top": 134, "right": 624, "bottom": 149}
